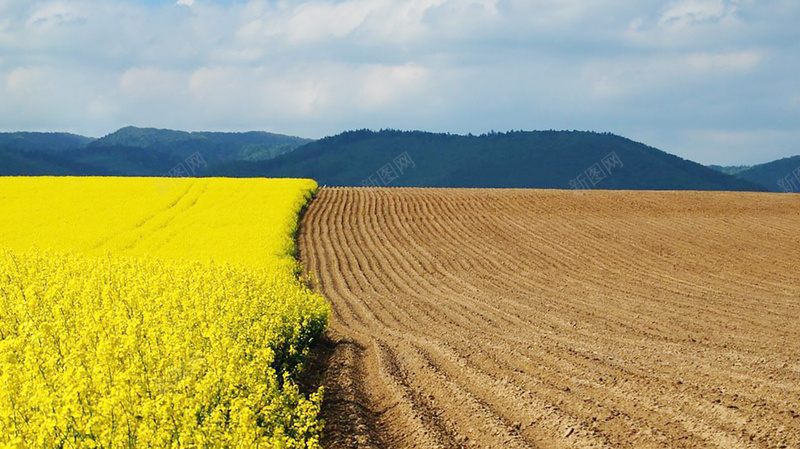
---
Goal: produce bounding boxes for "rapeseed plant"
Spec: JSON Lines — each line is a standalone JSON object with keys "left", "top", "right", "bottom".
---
{"left": 0, "top": 177, "right": 329, "bottom": 448}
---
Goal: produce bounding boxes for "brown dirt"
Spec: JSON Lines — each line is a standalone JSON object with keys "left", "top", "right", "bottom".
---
{"left": 297, "top": 187, "right": 800, "bottom": 449}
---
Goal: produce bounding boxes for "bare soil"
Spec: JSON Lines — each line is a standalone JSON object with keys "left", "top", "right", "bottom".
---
{"left": 297, "top": 187, "right": 800, "bottom": 448}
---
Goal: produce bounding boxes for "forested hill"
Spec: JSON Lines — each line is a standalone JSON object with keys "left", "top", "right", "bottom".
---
{"left": 0, "top": 127, "right": 311, "bottom": 176}
{"left": 0, "top": 127, "right": 782, "bottom": 192}
{"left": 214, "top": 130, "right": 766, "bottom": 191}
{"left": 89, "top": 126, "right": 311, "bottom": 163}
{"left": 710, "top": 156, "right": 800, "bottom": 192}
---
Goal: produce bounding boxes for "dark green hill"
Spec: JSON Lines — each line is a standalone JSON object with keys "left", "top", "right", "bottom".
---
{"left": 214, "top": 130, "right": 765, "bottom": 191}
{"left": 713, "top": 156, "right": 800, "bottom": 192}
{"left": 90, "top": 127, "right": 311, "bottom": 164}
{"left": 0, "top": 127, "right": 783, "bottom": 192}
{"left": 0, "top": 148, "right": 98, "bottom": 176}
{"left": 0, "top": 127, "right": 311, "bottom": 176}
{"left": 63, "top": 146, "right": 185, "bottom": 176}
{"left": 91, "top": 127, "right": 190, "bottom": 148}
{"left": 0, "top": 132, "right": 96, "bottom": 175}
{"left": 0, "top": 132, "right": 95, "bottom": 154}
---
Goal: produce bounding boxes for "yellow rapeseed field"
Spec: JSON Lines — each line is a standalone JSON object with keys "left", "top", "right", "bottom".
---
{"left": 0, "top": 177, "right": 330, "bottom": 448}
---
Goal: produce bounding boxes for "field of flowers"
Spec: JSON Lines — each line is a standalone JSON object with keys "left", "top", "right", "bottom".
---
{"left": 0, "top": 177, "right": 330, "bottom": 448}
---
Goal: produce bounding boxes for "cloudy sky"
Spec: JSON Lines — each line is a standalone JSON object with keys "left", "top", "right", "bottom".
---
{"left": 1, "top": 0, "right": 798, "bottom": 164}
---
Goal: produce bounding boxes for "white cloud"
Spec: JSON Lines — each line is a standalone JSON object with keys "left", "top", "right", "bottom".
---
{"left": 179, "top": 62, "right": 432, "bottom": 121}
{"left": 26, "top": 1, "right": 89, "bottom": 29}
{"left": 358, "top": 63, "right": 428, "bottom": 108}
{"left": 0, "top": 0, "right": 797, "bottom": 163}
{"left": 120, "top": 67, "right": 186, "bottom": 98}
{"left": 659, "top": 0, "right": 731, "bottom": 27}
{"left": 234, "top": 0, "right": 449, "bottom": 48}
{"left": 626, "top": 0, "right": 748, "bottom": 49}
{"left": 6, "top": 67, "right": 46, "bottom": 95}
{"left": 582, "top": 50, "right": 763, "bottom": 102}
{"left": 686, "top": 50, "right": 762, "bottom": 72}
{"left": 284, "top": 0, "right": 377, "bottom": 44}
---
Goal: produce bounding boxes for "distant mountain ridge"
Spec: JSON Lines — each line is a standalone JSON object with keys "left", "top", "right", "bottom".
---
{"left": 710, "top": 156, "right": 800, "bottom": 192}
{"left": 0, "top": 132, "right": 95, "bottom": 153}
{"left": 707, "top": 165, "right": 753, "bottom": 176}
{"left": 216, "top": 129, "right": 766, "bottom": 191}
{"left": 92, "top": 126, "right": 310, "bottom": 161}
{"left": 0, "top": 127, "right": 790, "bottom": 193}
{"left": 0, "top": 127, "right": 311, "bottom": 176}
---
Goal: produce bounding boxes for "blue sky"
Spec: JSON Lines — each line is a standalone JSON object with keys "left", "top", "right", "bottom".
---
{"left": 1, "top": 0, "right": 798, "bottom": 165}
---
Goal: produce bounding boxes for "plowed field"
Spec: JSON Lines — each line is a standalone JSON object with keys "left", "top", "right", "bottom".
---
{"left": 298, "top": 188, "right": 800, "bottom": 448}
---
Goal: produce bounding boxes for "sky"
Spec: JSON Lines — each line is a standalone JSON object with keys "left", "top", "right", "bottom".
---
{"left": 0, "top": 0, "right": 798, "bottom": 165}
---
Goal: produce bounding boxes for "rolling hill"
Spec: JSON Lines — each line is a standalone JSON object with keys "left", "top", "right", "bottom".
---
{"left": 0, "top": 132, "right": 97, "bottom": 176}
{"left": 0, "top": 132, "right": 95, "bottom": 154}
{"left": 0, "top": 147, "right": 98, "bottom": 176}
{"left": 1, "top": 127, "right": 787, "bottom": 192}
{"left": 710, "top": 156, "right": 800, "bottom": 192}
{"left": 89, "top": 127, "right": 311, "bottom": 162}
{"left": 0, "top": 127, "right": 311, "bottom": 176}
{"left": 215, "top": 129, "right": 766, "bottom": 191}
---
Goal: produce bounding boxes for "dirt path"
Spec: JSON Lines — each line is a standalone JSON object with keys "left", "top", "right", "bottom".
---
{"left": 297, "top": 187, "right": 800, "bottom": 448}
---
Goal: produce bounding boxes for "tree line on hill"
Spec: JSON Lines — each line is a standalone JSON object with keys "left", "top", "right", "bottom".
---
{"left": 0, "top": 126, "right": 795, "bottom": 192}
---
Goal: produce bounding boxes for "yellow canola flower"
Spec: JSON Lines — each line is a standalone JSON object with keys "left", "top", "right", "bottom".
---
{"left": 0, "top": 177, "right": 329, "bottom": 448}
